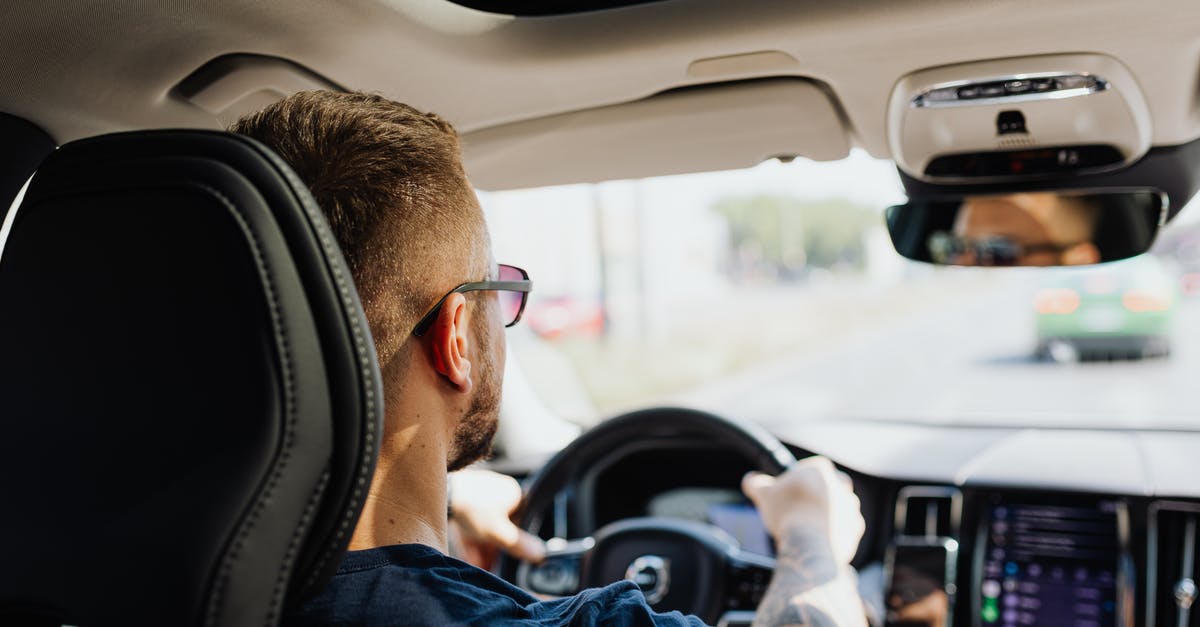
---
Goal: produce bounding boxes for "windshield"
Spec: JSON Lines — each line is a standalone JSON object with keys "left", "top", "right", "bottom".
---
{"left": 481, "top": 151, "right": 1200, "bottom": 434}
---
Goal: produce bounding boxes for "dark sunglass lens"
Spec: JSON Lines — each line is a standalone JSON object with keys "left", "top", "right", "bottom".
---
{"left": 979, "top": 239, "right": 1020, "bottom": 266}
{"left": 499, "top": 292, "right": 522, "bottom": 325}
{"left": 498, "top": 264, "right": 524, "bottom": 281}
{"left": 497, "top": 265, "right": 527, "bottom": 325}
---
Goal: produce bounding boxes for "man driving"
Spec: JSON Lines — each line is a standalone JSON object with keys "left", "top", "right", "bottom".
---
{"left": 231, "top": 90, "right": 868, "bottom": 627}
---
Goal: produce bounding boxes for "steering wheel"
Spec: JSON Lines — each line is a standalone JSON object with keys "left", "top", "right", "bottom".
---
{"left": 499, "top": 407, "right": 797, "bottom": 625}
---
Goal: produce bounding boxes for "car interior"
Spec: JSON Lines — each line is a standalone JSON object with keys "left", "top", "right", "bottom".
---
{"left": 3, "top": 2, "right": 1200, "bottom": 627}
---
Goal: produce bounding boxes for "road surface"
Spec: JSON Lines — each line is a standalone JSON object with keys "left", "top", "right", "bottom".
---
{"left": 678, "top": 275, "right": 1200, "bottom": 431}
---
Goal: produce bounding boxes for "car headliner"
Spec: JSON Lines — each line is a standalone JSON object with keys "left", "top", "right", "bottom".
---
{"left": 3, "top": 0, "right": 1200, "bottom": 189}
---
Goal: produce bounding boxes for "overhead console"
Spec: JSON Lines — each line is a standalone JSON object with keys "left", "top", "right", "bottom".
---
{"left": 887, "top": 54, "right": 1152, "bottom": 183}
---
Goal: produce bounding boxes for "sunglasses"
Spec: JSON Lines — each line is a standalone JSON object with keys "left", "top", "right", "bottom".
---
{"left": 927, "top": 231, "right": 1076, "bottom": 267}
{"left": 411, "top": 263, "right": 532, "bottom": 337}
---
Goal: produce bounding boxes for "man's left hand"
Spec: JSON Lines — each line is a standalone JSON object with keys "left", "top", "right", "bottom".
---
{"left": 448, "top": 468, "right": 547, "bottom": 570}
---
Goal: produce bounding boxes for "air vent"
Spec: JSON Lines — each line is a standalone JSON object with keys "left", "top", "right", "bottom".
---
{"left": 1148, "top": 501, "right": 1200, "bottom": 627}
{"left": 894, "top": 486, "right": 962, "bottom": 539}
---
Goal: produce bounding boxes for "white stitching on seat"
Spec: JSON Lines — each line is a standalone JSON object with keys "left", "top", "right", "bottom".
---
{"left": 192, "top": 181, "right": 299, "bottom": 627}
{"left": 252, "top": 145, "right": 379, "bottom": 601}
{"left": 265, "top": 468, "right": 330, "bottom": 624}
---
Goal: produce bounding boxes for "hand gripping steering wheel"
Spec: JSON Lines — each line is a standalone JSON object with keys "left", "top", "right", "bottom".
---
{"left": 498, "top": 407, "right": 797, "bottom": 625}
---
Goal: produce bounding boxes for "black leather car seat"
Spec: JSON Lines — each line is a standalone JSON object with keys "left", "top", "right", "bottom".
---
{"left": 0, "top": 130, "right": 383, "bottom": 626}
{"left": 0, "top": 113, "right": 54, "bottom": 212}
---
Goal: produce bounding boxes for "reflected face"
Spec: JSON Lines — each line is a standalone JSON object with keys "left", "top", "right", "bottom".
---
{"left": 955, "top": 194, "right": 1058, "bottom": 266}
{"left": 952, "top": 193, "right": 1100, "bottom": 266}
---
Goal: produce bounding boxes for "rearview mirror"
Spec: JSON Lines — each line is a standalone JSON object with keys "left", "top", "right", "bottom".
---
{"left": 886, "top": 190, "right": 1167, "bottom": 267}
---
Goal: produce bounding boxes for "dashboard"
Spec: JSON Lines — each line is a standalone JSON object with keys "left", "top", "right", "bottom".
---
{"left": 646, "top": 489, "right": 774, "bottom": 557}
{"left": 526, "top": 421, "right": 1200, "bottom": 627}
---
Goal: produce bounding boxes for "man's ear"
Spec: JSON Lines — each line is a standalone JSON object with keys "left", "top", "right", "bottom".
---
{"left": 423, "top": 292, "right": 473, "bottom": 393}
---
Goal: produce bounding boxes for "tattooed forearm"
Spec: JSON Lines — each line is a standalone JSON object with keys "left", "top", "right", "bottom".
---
{"left": 752, "top": 526, "right": 868, "bottom": 627}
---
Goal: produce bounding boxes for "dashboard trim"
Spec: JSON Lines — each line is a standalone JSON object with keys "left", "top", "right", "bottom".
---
{"left": 1145, "top": 500, "right": 1200, "bottom": 627}
{"left": 895, "top": 485, "right": 964, "bottom": 538}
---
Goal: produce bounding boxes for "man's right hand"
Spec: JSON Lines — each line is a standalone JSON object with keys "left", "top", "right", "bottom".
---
{"left": 741, "top": 457, "right": 868, "bottom": 626}
{"left": 741, "top": 456, "right": 865, "bottom": 566}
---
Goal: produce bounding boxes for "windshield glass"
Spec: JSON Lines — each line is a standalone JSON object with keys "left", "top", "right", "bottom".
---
{"left": 480, "top": 151, "right": 1200, "bottom": 434}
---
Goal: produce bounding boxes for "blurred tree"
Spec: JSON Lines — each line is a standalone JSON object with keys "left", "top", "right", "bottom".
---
{"left": 711, "top": 195, "right": 880, "bottom": 279}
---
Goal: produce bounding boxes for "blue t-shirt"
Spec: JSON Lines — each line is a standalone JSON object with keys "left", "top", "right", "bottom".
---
{"left": 285, "top": 544, "right": 709, "bottom": 626}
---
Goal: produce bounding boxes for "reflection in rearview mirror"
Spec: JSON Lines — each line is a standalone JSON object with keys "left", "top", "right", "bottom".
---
{"left": 886, "top": 190, "right": 1167, "bottom": 267}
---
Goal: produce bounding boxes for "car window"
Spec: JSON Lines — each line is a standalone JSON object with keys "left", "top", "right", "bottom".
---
{"left": 481, "top": 150, "right": 1200, "bottom": 433}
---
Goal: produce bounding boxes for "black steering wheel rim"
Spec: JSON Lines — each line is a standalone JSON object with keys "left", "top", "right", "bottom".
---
{"left": 499, "top": 406, "right": 797, "bottom": 621}
{"left": 514, "top": 406, "right": 794, "bottom": 535}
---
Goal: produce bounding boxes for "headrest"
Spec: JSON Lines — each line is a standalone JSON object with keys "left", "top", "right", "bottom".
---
{"left": 0, "top": 112, "right": 54, "bottom": 211}
{"left": 0, "top": 130, "right": 382, "bottom": 626}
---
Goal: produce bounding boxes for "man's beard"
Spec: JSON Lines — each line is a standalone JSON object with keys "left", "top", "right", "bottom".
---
{"left": 446, "top": 309, "right": 502, "bottom": 472}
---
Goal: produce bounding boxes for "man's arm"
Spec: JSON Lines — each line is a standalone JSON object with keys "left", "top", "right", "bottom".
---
{"left": 742, "top": 457, "right": 868, "bottom": 627}
{"left": 447, "top": 468, "right": 546, "bottom": 569}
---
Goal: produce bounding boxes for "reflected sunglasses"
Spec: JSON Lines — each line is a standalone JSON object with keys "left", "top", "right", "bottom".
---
{"left": 411, "top": 263, "right": 532, "bottom": 337}
{"left": 927, "top": 232, "right": 1076, "bottom": 266}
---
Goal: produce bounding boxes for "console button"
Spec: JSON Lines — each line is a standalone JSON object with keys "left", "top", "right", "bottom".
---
{"left": 980, "top": 83, "right": 1006, "bottom": 97}
{"left": 1004, "top": 80, "right": 1031, "bottom": 94}
{"left": 956, "top": 86, "right": 982, "bottom": 99}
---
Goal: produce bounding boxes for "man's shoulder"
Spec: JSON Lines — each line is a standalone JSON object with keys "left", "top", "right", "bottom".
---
{"left": 284, "top": 544, "right": 707, "bottom": 626}
{"left": 285, "top": 544, "right": 529, "bottom": 625}
{"left": 541, "top": 584, "right": 709, "bottom": 627}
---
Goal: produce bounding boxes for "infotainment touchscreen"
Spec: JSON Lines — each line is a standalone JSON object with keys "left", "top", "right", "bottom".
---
{"left": 979, "top": 498, "right": 1123, "bottom": 627}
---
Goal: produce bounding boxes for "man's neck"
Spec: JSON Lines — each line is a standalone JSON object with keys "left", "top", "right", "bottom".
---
{"left": 348, "top": 360, "right": 453, "bottom": 552}
{"left": 350, "top": 455, "right": 448, "bottom": 552}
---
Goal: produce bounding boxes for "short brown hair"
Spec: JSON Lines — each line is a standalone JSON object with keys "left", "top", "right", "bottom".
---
{"left": 230, "top": 91, "right": 488, "bottom": 368}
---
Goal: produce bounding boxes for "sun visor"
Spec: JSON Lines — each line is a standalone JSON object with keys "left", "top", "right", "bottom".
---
{"left": 888, "top": 54, "right": 1152, "bottom": 184}
{"left": 462, "top": 78, "right": 850, "bottom": 191}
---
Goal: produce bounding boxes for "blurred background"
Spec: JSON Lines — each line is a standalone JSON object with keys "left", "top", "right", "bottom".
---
{"left": 480, "top": 150, "right": 1200, "bottom": 457}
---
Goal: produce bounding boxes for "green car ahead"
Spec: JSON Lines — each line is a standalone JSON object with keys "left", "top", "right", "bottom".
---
{"left": 1035, "top": 255, "right": 1177, "bottom": 361}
